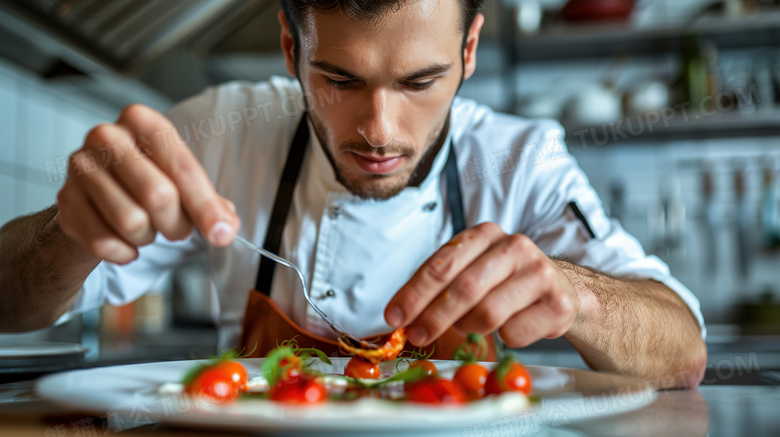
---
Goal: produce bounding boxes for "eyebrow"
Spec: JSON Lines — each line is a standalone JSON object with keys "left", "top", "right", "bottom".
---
{"left": 308, "top": 60, "right": 453, "bottom": 82}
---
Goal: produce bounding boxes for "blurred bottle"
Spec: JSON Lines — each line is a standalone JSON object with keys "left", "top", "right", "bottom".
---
{"left": 648, "top": 177, "right": 686, "bottom": 260}
{"left": 701, "top": 42, "right": 721, "bottom": 108}
{"left": 99, "top": 301, "right": 136, "bottom": 354}
{"left": 678, "top": 38, "right": 720, "bottom": 115}
{"left": 135, "top": 291, "right": 170, "bottom": 334}
{"left": 760, "top": 158, "right": 780, "bottom": 248}
{"left": 733, "top": 163, "right": 752, "bottom": 280}
{"left": 680, "top": 36, "right": 707, "bottom": 113}
{"left": 700, "top": 163, "right": 718, "bottom": 273}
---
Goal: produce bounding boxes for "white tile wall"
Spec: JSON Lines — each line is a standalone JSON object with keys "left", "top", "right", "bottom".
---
{"left": 0, "top": 78, "right": 17, "bottom": 164}
{"left": 0, "top": 59, "right": 120, "bottom": 227}
{"left": 0, "top": 174, "right": 15, "bottom": 226}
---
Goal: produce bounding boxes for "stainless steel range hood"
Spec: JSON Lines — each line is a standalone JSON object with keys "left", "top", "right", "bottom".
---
{"left": 0, "top": 0, "right": 268, "bottom": 76}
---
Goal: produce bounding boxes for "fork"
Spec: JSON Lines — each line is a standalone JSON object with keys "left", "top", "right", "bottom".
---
{"left": 233, "top": 235, "right": 380, "bottom": 350}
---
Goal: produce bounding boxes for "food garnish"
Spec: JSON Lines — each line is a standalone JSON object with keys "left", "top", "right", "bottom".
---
{"left": 338, "top": 328, "right": 407, "bottom": 364}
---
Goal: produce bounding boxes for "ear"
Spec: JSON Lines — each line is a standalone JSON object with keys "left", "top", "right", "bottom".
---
{"left": 462, "top": 13, "right": 484, "bottom": 81}
{"left": 278, "top": 10, "right": 297, "bottom": 78}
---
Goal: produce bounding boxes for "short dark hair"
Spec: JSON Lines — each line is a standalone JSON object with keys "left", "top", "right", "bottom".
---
{"left": 281, "top": 0, "right": 482, "bottom": 62}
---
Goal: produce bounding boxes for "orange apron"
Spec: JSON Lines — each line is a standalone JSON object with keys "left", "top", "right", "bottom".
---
{"left": 238, "top": 115, "right": 496, "bottom": 361}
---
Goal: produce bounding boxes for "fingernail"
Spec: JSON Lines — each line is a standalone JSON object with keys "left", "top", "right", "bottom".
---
{"left": 407, "top": 326, "right": 428, "bottom": 346}
{"left": 209, "top": 220, "right": 234, "bottom": 246}
{"left": 386, "top": 306, "right": 404, "bottom": 328}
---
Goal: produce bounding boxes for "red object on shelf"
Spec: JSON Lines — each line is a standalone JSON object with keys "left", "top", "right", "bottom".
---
{"left": 561, "top": 0, "right": 634, "bottom": 22}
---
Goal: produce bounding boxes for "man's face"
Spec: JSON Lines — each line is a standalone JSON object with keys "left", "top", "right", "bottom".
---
{"left": 281, "top": 0, "right": 479, "bottom": 200}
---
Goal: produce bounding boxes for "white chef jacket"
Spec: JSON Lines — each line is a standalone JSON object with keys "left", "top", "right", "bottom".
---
{"left": 57, "top": 76, "right": 706, "bottom": 348}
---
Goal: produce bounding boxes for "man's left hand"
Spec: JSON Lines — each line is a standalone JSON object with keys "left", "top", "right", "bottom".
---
{"left": 385, "top": 222, "right": 580, "bottom": 347}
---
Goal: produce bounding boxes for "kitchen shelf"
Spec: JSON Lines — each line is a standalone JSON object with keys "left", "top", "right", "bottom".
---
{"left": 510, "top": 10, "right": 780, "bottom": 62}
{"left": 564, "top": 110, "right": 780, "bottom": 148}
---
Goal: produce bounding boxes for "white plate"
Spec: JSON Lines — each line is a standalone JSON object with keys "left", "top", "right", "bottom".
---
{"left": 0, "top": 342, "right": 88, "bottom": 358}
{"left": 0, "top": 342, "right": 88, "bottom": 374}
{"left": 35, "top": 358, "right": 656, "bottom": 434}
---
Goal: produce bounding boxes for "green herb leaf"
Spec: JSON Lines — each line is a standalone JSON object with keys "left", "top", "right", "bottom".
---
{"left": 294, "top": 348, "right": 332, "bottom": 365}
{"left": 453, "top": 333, "right": 488, "bottom": 362}
{"left": 495, "top": 355, "right": 514, "bottom": 389}
{"left": 379, "top": 365, "right": 427, "bottom": 386}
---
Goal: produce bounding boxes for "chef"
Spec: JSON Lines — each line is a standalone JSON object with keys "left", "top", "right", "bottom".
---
{"left": 0, "top": 0, "right": 706, "bottom": 388}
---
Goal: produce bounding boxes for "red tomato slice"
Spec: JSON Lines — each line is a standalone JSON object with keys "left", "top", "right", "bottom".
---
{"left": 453, "top": 363, "right": 489, "bottom": 398}
{"left": 344, "top": 356, "right": 381, "bottom": 379}
{"left": 183, "top": 361, "right": 248, "bottom": 403}
{"left": 485, "top": 362, "right": 532, "bottom": 396}
{"left": 406, "top": 378, "right": 466, "bottom": 404}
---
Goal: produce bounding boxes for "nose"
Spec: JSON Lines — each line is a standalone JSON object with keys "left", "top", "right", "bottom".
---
{"left": 357, "top": 87, "right": 397, "bottom": 148}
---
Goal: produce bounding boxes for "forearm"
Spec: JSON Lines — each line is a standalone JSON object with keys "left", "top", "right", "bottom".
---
{"left": 556, "top": 260, "right": 707, "bottom": 389}
{"left": 0, "top": 205, "right": 100, "bottom": 332}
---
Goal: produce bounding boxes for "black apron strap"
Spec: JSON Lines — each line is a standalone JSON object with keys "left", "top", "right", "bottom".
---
{"left": 254, "top": 116, "right": 310, "bottom": 295}
{"left": 254, "top": 118, "right": 467, "bottom": 295}
{"left": 445, "top": 144, "right": 466, "bottom": 235}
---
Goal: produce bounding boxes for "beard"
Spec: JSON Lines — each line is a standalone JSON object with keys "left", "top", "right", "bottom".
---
{"left": 308, "top": 110, "right": 449, "bottom": 201}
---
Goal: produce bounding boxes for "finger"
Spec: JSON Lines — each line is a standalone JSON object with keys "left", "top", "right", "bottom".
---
{"left": 74, "top": 162, "right": 157, "bottom": 247}
{"left": 404, "top": 234, "right": 538, "bottom": 346}
{"left": 104, "top": 139, "right": 193, "bottom": 242}
{"left": 498, "top": 301, "right": 569, "bottom": 349}
{"left": 453, "top": 259, "right": 549, "bottom": 336}
{"left": 116, "top": 104, "right": 239, "bottom": 246}
{"left": 385, "top": 222, "right": 507, "bottom": 330}
{"left": 57, "top": 182, "right": 138, "bottom": 264}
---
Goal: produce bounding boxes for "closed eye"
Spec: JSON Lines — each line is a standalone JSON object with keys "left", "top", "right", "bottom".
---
{"left": 404, "top": 80, "right": 436, "bottom": 91}
{"left": 324, "top": 77, "right": 357, "bottom": 89}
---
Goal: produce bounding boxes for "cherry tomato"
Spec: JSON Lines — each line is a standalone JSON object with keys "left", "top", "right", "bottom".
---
{"left": 406, "top": 378, "right": 466, "bottom": 404}
{"left": 485, "top": 362, "right": 532, "bottom": 396}
{"left": 184, "top": 361, "right": 248, "bottom": 403}
{"left": 344, "top": 356, "right": 381, "bottom": 379}
{"left": 269, "top": 374, "right": 327, "bottom": 403}
{"left": 453, "top": 363, "right": 489, "bottom": 398}
{"left": 409, "top": 359, "right": 438, "bottom": 377}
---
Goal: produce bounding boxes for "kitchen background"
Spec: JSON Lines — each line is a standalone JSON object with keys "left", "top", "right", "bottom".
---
{"left": 0, "top": 0, "right": 778, "bottom": 380}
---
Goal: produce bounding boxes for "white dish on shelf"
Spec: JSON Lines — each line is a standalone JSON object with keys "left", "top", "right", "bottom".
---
{"left": 36, "top": 357, "right": 655, "bottom": 434}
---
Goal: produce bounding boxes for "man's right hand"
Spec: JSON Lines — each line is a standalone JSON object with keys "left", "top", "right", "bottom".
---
{"left": 57, "top": 104, "right": 241, "bottom": 264}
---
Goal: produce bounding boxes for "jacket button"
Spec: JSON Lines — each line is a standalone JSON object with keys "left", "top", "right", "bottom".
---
{"left": 325, "top": 289, "right": 336, "bottom": 298}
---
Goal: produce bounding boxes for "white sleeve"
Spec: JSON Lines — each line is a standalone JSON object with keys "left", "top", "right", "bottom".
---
{"left": 54, "top": 232, "right": 205, "bottom": 325}
{"left": 519, "top": 129, "right": 706, "bottom": 339}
